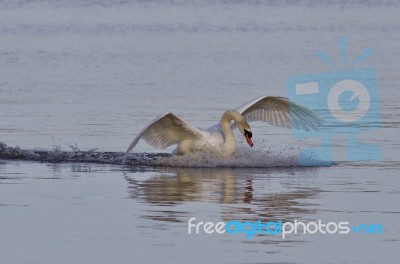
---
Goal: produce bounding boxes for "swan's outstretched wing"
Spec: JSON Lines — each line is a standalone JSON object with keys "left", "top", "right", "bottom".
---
{"left": 126, "top": 112, "right": 204, "bottom": 153}
{"left": 234, "top": 96, "right": 323, "bottom": 131}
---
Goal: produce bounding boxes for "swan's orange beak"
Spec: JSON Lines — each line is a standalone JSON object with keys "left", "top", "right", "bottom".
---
{"left": 245, "top": 134, "right": 253, "bottom": 147}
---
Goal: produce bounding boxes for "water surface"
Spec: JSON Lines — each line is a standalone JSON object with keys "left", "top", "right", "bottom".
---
{"left": 0, "top": 0, "right": 399, "bottom": 263}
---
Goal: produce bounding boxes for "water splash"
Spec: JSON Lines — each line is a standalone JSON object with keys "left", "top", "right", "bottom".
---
{"left": 0, "top": 142, "right": 328, "bottom": 168}
{"left": 151, "top": 147, "right": 300, "bottom": 168}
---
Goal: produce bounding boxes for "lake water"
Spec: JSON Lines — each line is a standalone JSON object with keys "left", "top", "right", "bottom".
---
{"left": 0, "top": 0, "right": 399, "bottom": 263}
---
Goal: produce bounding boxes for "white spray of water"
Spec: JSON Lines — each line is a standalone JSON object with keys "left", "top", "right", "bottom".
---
{"left": 152, "top": 144, "right": 319, "bottom": 168}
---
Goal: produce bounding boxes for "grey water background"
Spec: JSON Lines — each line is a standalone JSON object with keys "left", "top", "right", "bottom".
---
{"left": 0, "top": 0, "right": 400, "bottom": 263}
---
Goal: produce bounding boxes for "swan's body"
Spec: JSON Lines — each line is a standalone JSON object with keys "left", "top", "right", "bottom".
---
{"left": 126, "top": 96, "right": 322, "bottom": 156}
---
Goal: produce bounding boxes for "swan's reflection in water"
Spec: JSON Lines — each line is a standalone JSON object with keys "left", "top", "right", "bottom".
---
{"left": 124, "top": 167, "right": 321, "bottom": 224}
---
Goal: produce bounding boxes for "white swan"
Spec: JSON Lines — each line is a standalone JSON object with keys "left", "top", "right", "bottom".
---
{"left": 126, "top": 96, "right": 322, "bottom": 156}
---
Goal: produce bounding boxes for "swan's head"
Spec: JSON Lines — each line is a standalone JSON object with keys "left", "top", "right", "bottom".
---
{"left": 238, "top": 121, "right": 253, "bottom": 147}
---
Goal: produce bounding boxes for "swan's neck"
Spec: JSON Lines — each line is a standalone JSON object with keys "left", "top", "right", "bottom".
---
{"left": 220, "top": 110, "right": 244, "bottom": 156}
